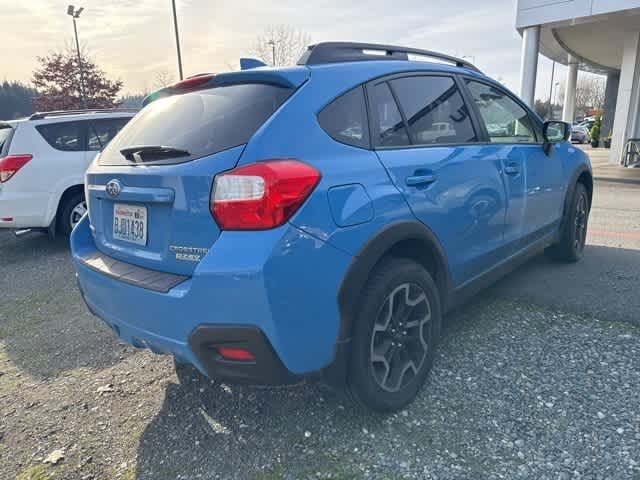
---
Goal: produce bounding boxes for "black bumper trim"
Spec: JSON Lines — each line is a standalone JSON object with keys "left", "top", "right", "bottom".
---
{"left": 78, "top": 250, "right": 188, "bottom": 293}
{"left": 188, "top": 325, "right": 298, "bottom": 385}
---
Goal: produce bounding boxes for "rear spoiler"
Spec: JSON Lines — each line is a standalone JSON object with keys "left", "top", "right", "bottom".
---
{"left": 142, "top": 67, "right": 309, "bottom": 107}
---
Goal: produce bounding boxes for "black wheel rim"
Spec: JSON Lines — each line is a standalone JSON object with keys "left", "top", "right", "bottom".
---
{"left": 574, "top": 193, "right": 588, "bottom": 252}
{"left": 369, "top": 283, "right": 431, "bottom": 393}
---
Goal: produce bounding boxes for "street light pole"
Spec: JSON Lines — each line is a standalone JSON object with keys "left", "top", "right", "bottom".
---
{"left": 171, "top": 0, "right": 184, "bottom": 80}
{"left": 547, "top": 60, "right": 556, "bottom": 120}
{"left": 67, "top": 5, "right": 88, "bottom": 109}
{"left": 267, "top": 39, "right": 276, "bottom": 66}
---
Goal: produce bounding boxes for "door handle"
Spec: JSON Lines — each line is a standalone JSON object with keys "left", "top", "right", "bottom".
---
{"left": 406, "top": 174, "right": 436, "bottom": 186}
{"left": 503, "top": 164, "right": 520, "bottom": 175}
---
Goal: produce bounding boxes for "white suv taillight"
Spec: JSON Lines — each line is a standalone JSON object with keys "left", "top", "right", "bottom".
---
{"left": 211, "top": 160, "right": 320, "bottom": 230}
{"left": 0, "top": 154, "right": 32, "bottom": 183}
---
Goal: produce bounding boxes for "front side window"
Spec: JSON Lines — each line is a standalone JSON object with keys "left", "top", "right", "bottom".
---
{"left": 318, "top": 86, "right": 370, "bottom": 148}
{"left": 88, "top": 118, "right": 131, "bottom": 151}
{"left": 466, "top": 81, "right": 538, "bottom": 144}
{"left": 370, "top": 82, "right": 410, "bottom": 147}
{"left": 390, "top": 76, "right": 477, "bottom": 145}
{"left": 36, "top": 121, "right": 84, "bottom": 151}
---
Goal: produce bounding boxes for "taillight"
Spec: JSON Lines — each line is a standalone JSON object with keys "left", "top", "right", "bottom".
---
{"left": 211, "top": 160, "right": 320, "bottom": 230}
{"left": 0, "top": 154, "right": 32, "bottom": 183}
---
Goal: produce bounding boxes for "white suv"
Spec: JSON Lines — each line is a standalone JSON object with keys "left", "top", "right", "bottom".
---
{"left": 0, "top": 109, "right": 135, "bottom": 236}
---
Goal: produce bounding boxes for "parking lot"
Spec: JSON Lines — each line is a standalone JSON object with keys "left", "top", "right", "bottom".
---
{"left": 2, "top": 148, "right": 640, "bottom": 480}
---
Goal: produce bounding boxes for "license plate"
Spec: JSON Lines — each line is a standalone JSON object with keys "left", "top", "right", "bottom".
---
{"left": 113, "top": 203, "right": 147, "bottom": 246}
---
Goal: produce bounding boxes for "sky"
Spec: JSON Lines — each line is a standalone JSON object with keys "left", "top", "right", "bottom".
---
{"left": 1, "top": 0, "right": 571, "bottom": 100}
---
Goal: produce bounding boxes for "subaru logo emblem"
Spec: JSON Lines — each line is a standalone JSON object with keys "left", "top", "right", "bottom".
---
{"left": 105, "top": 179, "right": 122, "bottom": 198}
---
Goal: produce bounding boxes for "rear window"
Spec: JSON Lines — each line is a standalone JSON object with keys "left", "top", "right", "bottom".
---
{"left": 0, "top": 126, "right": 13, "bottom": 157}
{"left": 88, "top": 117, "right": 131, "bottom": 151}
{"left": 99, "top": 83, "right": 293, "bottom": 165}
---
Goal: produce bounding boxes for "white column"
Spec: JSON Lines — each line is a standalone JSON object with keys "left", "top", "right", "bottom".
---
{"left": 519, "top": 26, "right": 540, "bottom": 107}
{"left": 602, "top": 72, "right": 620, "bottom": 138}
{"left": 610, "top": 30, "right": 640, "bottom": 165}
{"left": 562, "top": 56, "right": 579, "bottom": 122}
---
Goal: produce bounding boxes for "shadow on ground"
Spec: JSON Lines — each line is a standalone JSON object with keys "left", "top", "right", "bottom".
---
{"left": 488, "top": 244, "right": 640, "bottom": 325}
{"left": 0, "top": 231, "right": 132, "bottom": 379}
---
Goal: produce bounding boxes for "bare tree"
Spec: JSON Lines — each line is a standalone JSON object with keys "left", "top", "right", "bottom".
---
{"left": 249, "top": 25, "right": 311, "bottom": 67}
{"left": 575, "top": 75, "right": 605, "bottom": 115}
{"left": 153, "top": 69, "right": 175, "bottom": 90}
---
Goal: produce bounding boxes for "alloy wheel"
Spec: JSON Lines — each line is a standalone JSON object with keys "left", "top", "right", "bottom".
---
{"left": 369, "top": 282, "right": 432, "bottom": 393}
{"left": 574, "top": 193, "right": 588, "bottom": 251}
{"left": 70, "top": 201, "right": 87, "bottom": 229}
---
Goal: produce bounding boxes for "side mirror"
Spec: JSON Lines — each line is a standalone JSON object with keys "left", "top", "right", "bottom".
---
{"left": 543, "top": 121, "right": 571, "bottom": 154}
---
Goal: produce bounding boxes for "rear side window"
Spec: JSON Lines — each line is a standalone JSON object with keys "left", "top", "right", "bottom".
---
{"left": 318, "top": 87, "right": 370, "bottom": 148}
{"left": 88, "top": 118, "right": 131, "bottom": 151}
{"left": 370, "top": 82, "right": 410, "bottom": 147}
{"left": 390, "top": 76, "right": 477, "bottom": 145}
{"left": 99, "top": 83, "right": 292, "bottom": 165}
{"left": 0, "top": 126, "right": 13, "bottom": 157}
{"left": 36, "top": 121, "right": 84, "bottom": 151}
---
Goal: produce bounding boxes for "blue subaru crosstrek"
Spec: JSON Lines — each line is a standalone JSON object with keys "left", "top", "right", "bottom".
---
{"left": 71, "top": 43, "right": 592, "bottom": 411}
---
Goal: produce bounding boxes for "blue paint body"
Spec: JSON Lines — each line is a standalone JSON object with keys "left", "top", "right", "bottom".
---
{"left": 71, "top": 59, "right": 591, "bottom": 378}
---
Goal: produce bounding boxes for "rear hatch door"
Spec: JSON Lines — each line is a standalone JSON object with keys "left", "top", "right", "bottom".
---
{"left": 86, "top": 80, "right": 298, "bottom": 276}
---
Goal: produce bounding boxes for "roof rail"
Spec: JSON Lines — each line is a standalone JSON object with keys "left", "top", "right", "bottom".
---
{"left": 29, "top": 108, "right": 139, "bottom": 121}
{"left": 297, "top": 42, "right": 481, "bottom": 72}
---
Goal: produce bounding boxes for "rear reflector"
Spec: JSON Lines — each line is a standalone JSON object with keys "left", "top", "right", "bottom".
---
{"left": 211, "top": 160, "right": 320, "bottom": 230}
{"left": 216, "top": 347, "right": 255, "bottom": 362}
{"left": 0, "top": 154, "right": 32, "bottom": 183}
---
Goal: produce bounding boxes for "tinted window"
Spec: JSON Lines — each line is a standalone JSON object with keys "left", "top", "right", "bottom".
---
{"left": 370, "top": 82, "right": 410, "bottom": 147}
{"left": 466, "top": 81, "right": 538, "bottom": 143}
{"left": 390, "top": 76, "right": 477, "bottom": 145}
{"left": 0, "top": 126, "right": 13, "bottom": 157}
{"left": 318, "top": 87, "right": 369, "bottom": 148}
{"left": 88, "top": 118, "right": 131, "bottom": 151}
{"left": 36, "top": 121, "right": 84, "bottom": 151}
{"left": 100, "top": 83, "right": 292, "bottom": 165}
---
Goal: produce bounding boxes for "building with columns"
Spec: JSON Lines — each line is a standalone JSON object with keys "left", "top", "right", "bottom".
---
{"left": 516, "top": 1, "right": 640, "bottom": 165}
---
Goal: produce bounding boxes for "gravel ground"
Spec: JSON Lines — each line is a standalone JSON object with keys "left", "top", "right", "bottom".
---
{"left": 1, "top": 169, "right": 640, "bottom": 479}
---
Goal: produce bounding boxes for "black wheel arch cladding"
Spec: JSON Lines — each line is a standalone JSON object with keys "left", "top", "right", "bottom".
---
{"left": 336, "top": 220, "right": 451, "bottom": 343}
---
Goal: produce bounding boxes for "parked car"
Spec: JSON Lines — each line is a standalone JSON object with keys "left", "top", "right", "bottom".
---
{"left": 0, "top": 109, "right": 136, "bottom": 236}
{"left": 571, "top": 125, "right": 590, "bottom": 144}
{"left": 577, "top": 119, "right": 595, "bottom": 132}
{"left": 71, "top": 42, "right": 592, "bottom": 411}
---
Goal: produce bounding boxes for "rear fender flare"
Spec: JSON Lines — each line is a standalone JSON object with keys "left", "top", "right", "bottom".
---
{"left": 336, "top": 220, "right": 451, "bottom": 342}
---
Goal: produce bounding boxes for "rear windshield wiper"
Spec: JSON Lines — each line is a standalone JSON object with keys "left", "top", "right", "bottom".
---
{"left": 120, "top": 145, "right": 191, "bottom": 162}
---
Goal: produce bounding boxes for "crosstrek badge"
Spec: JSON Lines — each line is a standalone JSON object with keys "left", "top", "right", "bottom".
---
{"left": 169, "top": 245, "right": 209, "bottom": 262}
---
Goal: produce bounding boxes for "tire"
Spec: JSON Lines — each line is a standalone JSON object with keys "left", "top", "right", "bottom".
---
{"left": 347, "top": 257, "right": 441, "bottom": 412}
{"left": 546, "top": 182, "right": 590, "bottom": 262}
{"left": 57, "top": 192, "right": 86, "bottom": 236}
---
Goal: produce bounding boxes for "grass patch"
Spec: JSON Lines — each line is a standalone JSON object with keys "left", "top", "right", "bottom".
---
{"left": 119, "top": 466, "right": 137, "bottom": 480}
{"left": 16, "top": 465, "right": 50, "bottom": 480}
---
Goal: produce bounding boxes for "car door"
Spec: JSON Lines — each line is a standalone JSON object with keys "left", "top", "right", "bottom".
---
{"left": 464, "top": 80, "right": 564, "bottom": 250}
{"left": 368, "top": 74, "right": 508, "bottom": 287}
{"left": 35, "top": 120, "right": 90, "bottom": 193}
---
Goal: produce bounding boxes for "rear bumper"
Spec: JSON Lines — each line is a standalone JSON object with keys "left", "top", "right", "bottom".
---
{"left": 0, "top": 188, "right": 52, "bottom": 229}
{"left": 71, "top": 215, "right": 353, "bottom": 382}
